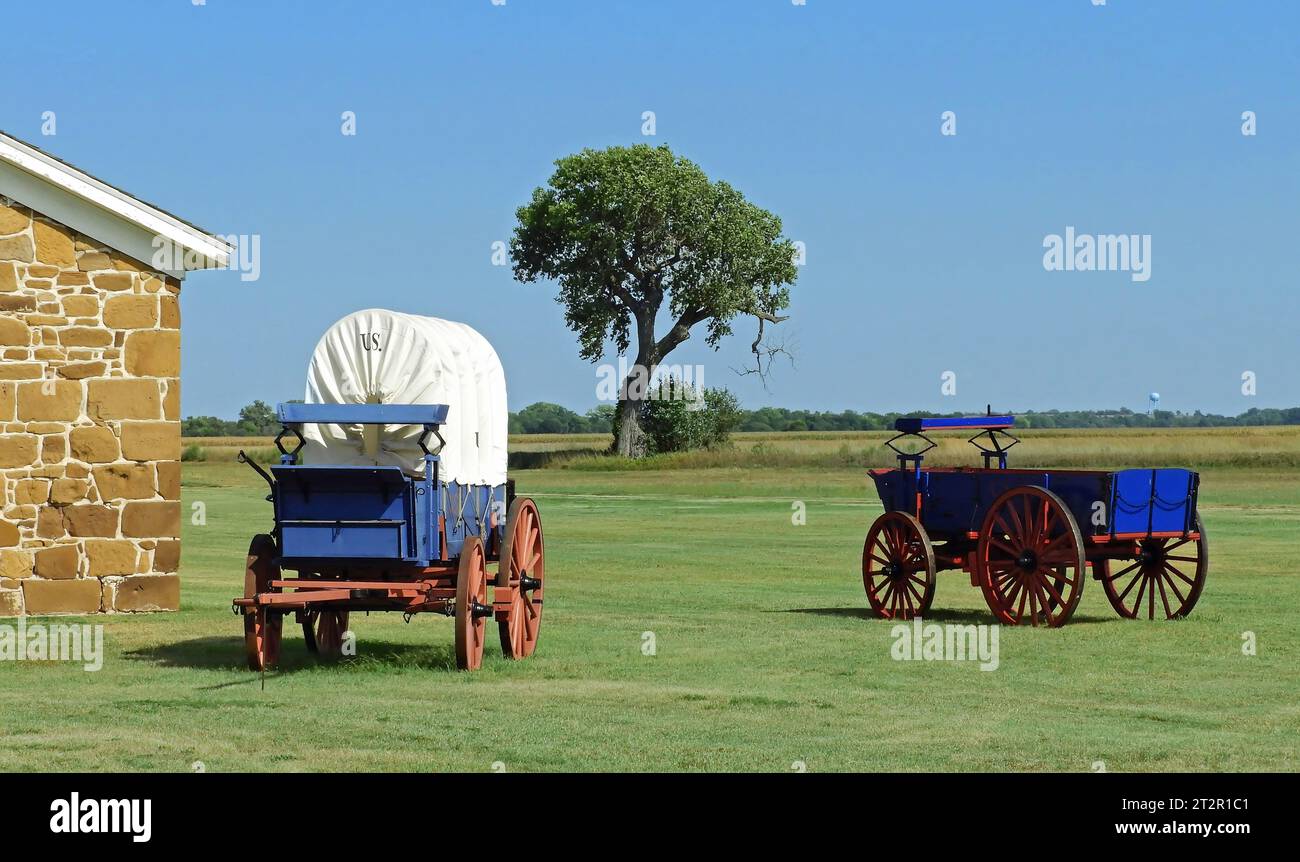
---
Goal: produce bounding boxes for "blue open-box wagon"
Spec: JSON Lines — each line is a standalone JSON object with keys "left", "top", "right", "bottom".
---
{"left": 232, "top": 402, "right": 545, "bottom": 671}
{"left": 862, "top": 414, "right": 1207, "bottom": 626}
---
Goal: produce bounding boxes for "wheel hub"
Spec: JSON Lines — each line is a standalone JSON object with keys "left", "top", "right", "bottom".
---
{"left": 1016, "top": 549, "right": 1038, "bottom": 572}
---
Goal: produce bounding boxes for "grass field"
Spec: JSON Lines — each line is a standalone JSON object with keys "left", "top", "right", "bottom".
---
{"left": 2, "top": 429, "right": 1298, "bottom": 772}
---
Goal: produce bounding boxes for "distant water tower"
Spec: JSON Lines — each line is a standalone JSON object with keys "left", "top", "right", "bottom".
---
{"left": 1148, "top": 391, "right": 1160, "bottom": 415}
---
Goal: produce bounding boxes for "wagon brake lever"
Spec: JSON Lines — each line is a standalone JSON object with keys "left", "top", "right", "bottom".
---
{"left": 238, "top": 450, "right": 277, "bottom": 499}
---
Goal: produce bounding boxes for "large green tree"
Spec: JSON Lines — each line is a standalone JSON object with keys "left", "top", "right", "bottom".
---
{"left": 511, "top": 144, "right": 797, "bottom": 456}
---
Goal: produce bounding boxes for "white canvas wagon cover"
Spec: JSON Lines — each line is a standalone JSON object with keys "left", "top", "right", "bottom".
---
{"left": 300, "top": 309, "right": 508, "bottom": 485}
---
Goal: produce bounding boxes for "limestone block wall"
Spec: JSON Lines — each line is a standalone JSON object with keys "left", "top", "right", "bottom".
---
{"left": 0, "top": 196, "right": 181, "bottom": 616}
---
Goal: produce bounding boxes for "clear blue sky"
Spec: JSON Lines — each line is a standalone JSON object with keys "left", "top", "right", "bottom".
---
{"left": 3, "top": 1, "right": 1295, "bottom": 418}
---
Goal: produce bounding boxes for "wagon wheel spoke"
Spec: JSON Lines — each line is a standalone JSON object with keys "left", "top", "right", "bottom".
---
{"left": 1029, "top": 578, "right": 1045, "bottom": 625}
{"left": 1036, "top": 549, "right": 1077, "bottom": 566}
{"left": 1010, "top": 579, "right": 1027, "bottom": 624}
{"left": 1158, "top": 566, "right": 1188, "bottom": 605}
{"left": 1102, "top": 560, "right": 1141, "bottom": 582}
{"left": 1027, "top": 499, "right": 1044, "bottom": 550}
{"left": 1005, "top": 504, "right": 1026, "bottom": 544}
{"left": 1159, "top": 560, "right": 1195, "bottom": 590}
{"left": 1037, "top": 572, "right": 1067, "bottom": 609}
{"left": 520, "top": 591, "right": 540, "bottom": 639}
{"left": 1030, "top": 497, "right": 1047, "bottom": 549}
{"left": 1116, "top": 565, "right": 1145, "bottom": 602}
{"left": 1162, "top": 562, "right": 1198, "bottom": 587}
{"left": 1153, "top": 568, "right": 1174, "bottom": 619}
{"left": 989, "top": 537, "right": 1019, "bottom": 560}
{"left": 899, "top": 582, "right": 915, "bottom": 616}
{"left": 1034, "top": 579, "right": 1057, "bottom": 626}
{"left": 885, "top": 524, "right": 905, "bottom": 558}
{"left": 1039, "top": 506, "right": 1059, "bottom": 546}
{"left": 907, "top": 580, "right": 929, "bottom": 607}
{"left": 1040, "top": 530, "right": 1073, "bottom": 555}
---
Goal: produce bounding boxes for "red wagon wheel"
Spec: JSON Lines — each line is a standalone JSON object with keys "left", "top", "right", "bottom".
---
{"left": 861, "top": 512, "right": 935, "bottom": 620}
{"left": 1100, "top": 514, "right": 1209, "bottom": 620}
{"left": 497, "top": 497, "right": 545, "bottom": 659}
{"left": 243, "top": 534, "right": 282, "bottom": 671}
{"left": 977, "top": 486, "right": 1086, "bottom": 627}
{"left": 455, "top": 536, "right": 490, "bottom": 671}
{"left": 303, "top": 609, "right": 350, "bottom": 657}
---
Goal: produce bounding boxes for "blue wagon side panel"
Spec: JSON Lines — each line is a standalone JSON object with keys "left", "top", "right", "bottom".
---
{"left": 1152, "top": 469, "right": 1197, "bottom": 533}
{"left": 875, "top": 467, "right": 1112, "bottom": 537}
{"left": 1110, "top": 468, "right": 1197, "bottom": 535}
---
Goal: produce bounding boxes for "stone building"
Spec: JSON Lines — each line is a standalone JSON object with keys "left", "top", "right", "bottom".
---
{"left": 0, "top": 131, "right": 228, "bottom": 615}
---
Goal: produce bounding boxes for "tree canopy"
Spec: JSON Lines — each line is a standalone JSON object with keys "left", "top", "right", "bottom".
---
{"left": 511, "top": 143, "right": 797, "bottom": 455}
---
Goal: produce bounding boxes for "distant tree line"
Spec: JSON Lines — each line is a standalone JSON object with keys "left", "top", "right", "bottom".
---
{"left": 508, "top": 402, "right": 615, "bottom": 434}
{"left": 510, "top": 403, "right": 1300, "bottom": 434}
{"left": 185, "top": 400, "right": 1300, "bottom": 438}
{"left": 736, "top": 406, "right": 1300, "bottom": 431}
{"left": 182, "top": 400, "right": 280, "bottom": 437}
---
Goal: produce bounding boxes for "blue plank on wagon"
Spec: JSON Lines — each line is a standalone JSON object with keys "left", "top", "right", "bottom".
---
{"left": 893, "top": 415, "right": 1015, "bottom": 434}
{"left": 277, "top": 402, "right": 449, "bottom": 426}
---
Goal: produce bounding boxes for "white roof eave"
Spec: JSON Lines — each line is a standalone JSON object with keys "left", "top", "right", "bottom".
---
{"left": 0, "top": 132, "right": 231, "bottom": 278}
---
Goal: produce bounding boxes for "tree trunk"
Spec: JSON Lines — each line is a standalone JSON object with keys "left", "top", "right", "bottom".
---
{"left": 614, "top": 396, "right": 646, "bottom": 457}
{"left": 614, "top": 338, "right": 655, "bottom": 457}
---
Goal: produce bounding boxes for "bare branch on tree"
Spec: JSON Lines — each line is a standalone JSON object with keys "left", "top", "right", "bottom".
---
{"left": 732, "top": 313, "right": 795, "bottom": 389}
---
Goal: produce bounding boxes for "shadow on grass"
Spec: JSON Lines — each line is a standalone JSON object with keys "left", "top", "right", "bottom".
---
{"left": 782, "top": 607, "right": 1113, "bottom": 625}
{"left": 124, "top": 635, "right": 462, "bottom": 678}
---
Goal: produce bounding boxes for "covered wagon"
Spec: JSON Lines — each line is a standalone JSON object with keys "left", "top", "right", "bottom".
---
{"left": 232, "top": 309, "right": 546, "bottom": 671}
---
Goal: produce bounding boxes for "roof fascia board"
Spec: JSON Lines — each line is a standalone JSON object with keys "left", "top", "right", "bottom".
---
{"left": 0, "top": 135, "right": 229, "bottom": 276}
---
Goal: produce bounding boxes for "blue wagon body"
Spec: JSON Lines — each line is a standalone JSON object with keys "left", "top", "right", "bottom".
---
{"left": 871, "top": 466, "right": 1199, "bottom": 541}
{"left": 859, "top": 414, "right": 1208, "bottom": 626}
{"left": 266, "top": 403, "right": 505, "bottom": 567}
{"left": 272, "top": 465, "right": 504, "bottom": 567}
{"left": 234, "top": 402, "right": 546, "bottom": 672}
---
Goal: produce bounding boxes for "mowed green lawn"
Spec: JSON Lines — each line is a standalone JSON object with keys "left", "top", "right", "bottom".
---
{"left": 1, "top": 441, "right": 1297, "bottom": 771}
